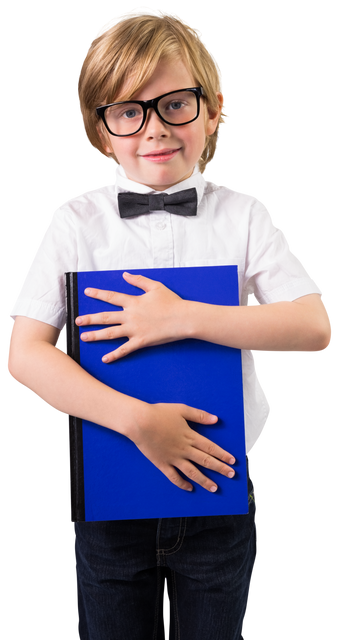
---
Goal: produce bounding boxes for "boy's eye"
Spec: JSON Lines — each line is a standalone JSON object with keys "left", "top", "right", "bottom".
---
{"left": 168, "top": 100, "right": 184, "bottom": 111}
{"left": 163, "top": 99, "right": 188, "bottom": 113}
{"left": 106, "top": 104, "right": 143, "bottom": 120}
{"left": 122, "top": 108, "right": 139, "bottom": 119}
{"left": 119, "top": 105, "right": 143, "bottom": 120}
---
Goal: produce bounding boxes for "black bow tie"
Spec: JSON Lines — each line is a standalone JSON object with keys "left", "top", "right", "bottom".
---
{"left": 118, "top": 188, "right": 197, "bottom": 218}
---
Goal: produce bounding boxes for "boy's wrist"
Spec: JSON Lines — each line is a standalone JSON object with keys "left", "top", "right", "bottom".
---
{"left": 178, "top": 300, "right": 203, "bottom": 340}
{"left": 165, "top": 297, "right": 200, "bottom": 342}
{"left": 115, "top": 395, "right": 152, "bottom": 443}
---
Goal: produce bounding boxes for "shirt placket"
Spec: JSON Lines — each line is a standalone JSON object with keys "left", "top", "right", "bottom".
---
{"left": 150, "top": 211, "right": 174, "bottom": 268}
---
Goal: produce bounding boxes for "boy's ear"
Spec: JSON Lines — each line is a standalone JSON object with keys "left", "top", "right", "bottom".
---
{"left": 97, "top": 127, "right": 119, "bottom": 164}
{"left": 97, "top": 124, "right": 114, "bottom": 155}
{"left": 206, "top": 92, "right": 223, "bottom": 136}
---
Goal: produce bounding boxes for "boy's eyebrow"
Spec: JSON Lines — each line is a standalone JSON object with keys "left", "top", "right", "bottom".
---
{"left": 103, "top": 89, "right": 194, "bottom": 107}
{"left": 101, "top": 94, "right": 131, "bottom": 107}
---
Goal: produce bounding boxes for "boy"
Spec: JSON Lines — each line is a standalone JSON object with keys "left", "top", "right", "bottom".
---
{"left": 9, "top": 13, "right": 330, "bottom": 640}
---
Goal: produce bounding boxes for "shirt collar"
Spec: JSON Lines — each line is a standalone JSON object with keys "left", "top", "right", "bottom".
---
{"left": 115, "top": 165, "right": 206, "bottom": 207}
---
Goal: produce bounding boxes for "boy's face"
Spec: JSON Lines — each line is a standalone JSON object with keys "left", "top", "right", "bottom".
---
{"left": 101, "top": 59, "right": 222, "bottom": 190}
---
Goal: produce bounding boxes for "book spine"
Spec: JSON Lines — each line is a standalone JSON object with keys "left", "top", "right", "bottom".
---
{"left": 65, "top": 272, "right": 85, "bottom": 522}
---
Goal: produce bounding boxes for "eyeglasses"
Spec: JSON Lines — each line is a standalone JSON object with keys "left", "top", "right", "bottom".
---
{"left": 96, "top": 87, "right": 204, "bottom": 137}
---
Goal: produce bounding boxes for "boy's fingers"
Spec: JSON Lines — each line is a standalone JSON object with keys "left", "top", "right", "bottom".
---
{"left": 180, "top": 405, "right": 236, "bottom": 466}
{"left": 83, "top": 287, "right": 130, "bottom": 307}
{"left": 101, "top": 338, "right": 141, "bottom": 363}
{"left": 193, "top": 432, "right": 236, "bottom": 466}
{"left": 160, "top": 462, "right": 218, "bottom": 493}
{"left": 178, "top": 460, "right": 220, "bottom": 492}
{"left": 161, "top": 464, "right": 193, "bottom": 492}
{"left": 164, "top": 461, "right": 219, "bottom": 493}
{"left": 83, "top": 274, "right": 163, "bottom": 307}
{"left": 181, "top": 404, "right": 218, "bottom": 425}
{"left": 122, "top": 271, "right": 161, "bottom": 293}
{"left": 76, "top": 311, "right": 124, "bottom": 327}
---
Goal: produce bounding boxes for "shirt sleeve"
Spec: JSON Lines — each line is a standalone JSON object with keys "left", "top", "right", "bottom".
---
{"left": 242, "top": 198, "right": 321, "bottom": 304}
{"left": 11, "top": 206, "right": 78, "bottom": 329}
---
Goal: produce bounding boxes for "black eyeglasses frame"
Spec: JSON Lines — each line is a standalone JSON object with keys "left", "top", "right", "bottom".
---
{"left": 96, "top": 87, "right": 204, "bottom": 137}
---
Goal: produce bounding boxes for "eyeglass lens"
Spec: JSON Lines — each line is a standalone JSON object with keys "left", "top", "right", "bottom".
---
{"left": 104, "top": 90, "right": 199, "bottom": 136}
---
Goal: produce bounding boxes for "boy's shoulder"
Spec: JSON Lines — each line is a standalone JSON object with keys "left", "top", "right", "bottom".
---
{"left": 57, "top": 182, "right": 114, "bottom": 207}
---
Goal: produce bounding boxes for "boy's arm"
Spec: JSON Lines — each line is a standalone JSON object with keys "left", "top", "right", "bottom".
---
{"left": 251, "top": 293, "right": 334, "bottom": 355}
{"left": 77, "top": 272, "right": 331, "bottom": 363}
{"left": 8, "top": 316, "right": 236, "bottom": 493}
{"left": 179, "top": 292, "right": 330, "bottom": 350}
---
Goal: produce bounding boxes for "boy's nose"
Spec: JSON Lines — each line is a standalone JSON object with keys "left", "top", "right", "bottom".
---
{"left": 144, "top": 108, "right": 169, "bottom": 138}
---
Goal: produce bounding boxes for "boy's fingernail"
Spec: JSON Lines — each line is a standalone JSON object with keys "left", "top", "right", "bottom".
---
{"left": 229, "top": 457, "right": 236, "bottom": 465}
{"left": 81, "top": 333, "right": 88, "bottom": 341}
{"left": 227, "top": 470, "right": 235, "bottom": 478}
{"left": 76, "top": 317, "right": 82, "bottom": 325}
{"left": 102, "top": 355, "right": 109, "bottom": 363}
{"left": 210, "top": 485, "right": 218, "bottom": 493}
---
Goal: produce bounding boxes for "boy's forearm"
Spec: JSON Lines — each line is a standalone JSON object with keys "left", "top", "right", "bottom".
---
{"left": 8, "top": 318, "right": 146, "bottom": 438}
{"left": 181, "top": 294, "right": 330, "bottom": 351}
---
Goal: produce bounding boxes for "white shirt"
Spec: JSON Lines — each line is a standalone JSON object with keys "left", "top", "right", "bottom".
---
{"left": 12, "top": 166, "right": 321, "bottom": 451}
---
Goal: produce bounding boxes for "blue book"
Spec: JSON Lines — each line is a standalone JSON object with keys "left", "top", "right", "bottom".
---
{"left": 66, "top": 266, "right": 248, "bottom": 521}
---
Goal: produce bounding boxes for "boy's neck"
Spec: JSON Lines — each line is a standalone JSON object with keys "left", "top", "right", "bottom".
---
{"left": 116, "top": 164, "right": 200, "bottom": 193}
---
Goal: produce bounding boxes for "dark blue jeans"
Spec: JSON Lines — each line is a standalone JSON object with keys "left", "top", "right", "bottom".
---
{"left": 75, "top": 475, "right": 256, "bottom": 640}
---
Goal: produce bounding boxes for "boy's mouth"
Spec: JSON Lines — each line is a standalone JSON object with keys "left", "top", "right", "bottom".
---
{"left": 140, "top": 148, "right": 181, "bottom": 162}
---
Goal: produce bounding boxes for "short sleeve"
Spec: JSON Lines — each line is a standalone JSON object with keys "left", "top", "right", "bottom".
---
{"left": 11, "top": 206, "right": 78, "bottom": 329}
{"left": 243, "top": 199, "right": 321, "bottom": 304}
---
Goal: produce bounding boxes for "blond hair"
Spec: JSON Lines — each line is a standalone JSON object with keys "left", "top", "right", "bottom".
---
{"left": 78, "top": 14, "right": 224, "bottom": 173}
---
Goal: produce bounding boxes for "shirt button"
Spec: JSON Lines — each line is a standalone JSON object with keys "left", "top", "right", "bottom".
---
{"left": 156, "top": 222, "right": 166, "bottom": 231}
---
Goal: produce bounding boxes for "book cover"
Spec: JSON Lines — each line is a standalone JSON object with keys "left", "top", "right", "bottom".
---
{"left": 66, "top": 265, "right": 248, "bottom": 521}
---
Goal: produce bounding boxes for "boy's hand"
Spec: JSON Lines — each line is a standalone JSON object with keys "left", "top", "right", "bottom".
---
{"left": 131, "top": 402, "right": 236, "bottom": 492}
{"left": 76, "top": 271, "right": 186, "bottom": 362}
